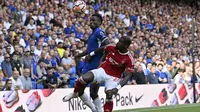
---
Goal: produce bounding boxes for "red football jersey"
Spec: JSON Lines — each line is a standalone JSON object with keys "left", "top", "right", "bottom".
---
{"left": 100, "top": 44, "right": 134, "bottom": 78}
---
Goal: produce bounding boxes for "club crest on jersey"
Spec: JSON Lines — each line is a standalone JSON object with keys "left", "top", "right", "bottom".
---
{"left": 109, "top": 57, "right": 122, "bottom": 67}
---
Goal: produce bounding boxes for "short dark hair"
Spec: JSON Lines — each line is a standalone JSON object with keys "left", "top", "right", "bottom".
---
{"left": 152, "top": 62, "right": 157, "bottom": 66}
{"left": 122, "top": 36, "right": 131, "bottom": 46}
{"left": 92, "top": 13, "right": 103, "bottom": 23}
{"left": 38, "top": 58, "right": 46, "bottom": 64}
{"left": 157, "top": 63, "right": 163, "bottom": 67}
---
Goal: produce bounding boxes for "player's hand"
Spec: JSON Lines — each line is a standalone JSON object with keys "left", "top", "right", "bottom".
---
{"left": 85, "top": 55, "right": 92, "bottom": 62}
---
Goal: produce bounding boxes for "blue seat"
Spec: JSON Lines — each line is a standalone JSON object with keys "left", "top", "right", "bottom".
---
{"left": 32, "top": 80, "right": 44, "bottom": 89}
{"left": 69, "top": 76, "right": 77, "bottom": 88}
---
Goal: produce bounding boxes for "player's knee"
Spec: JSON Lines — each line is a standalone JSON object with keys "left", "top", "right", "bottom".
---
{"left": 90, "top": 93, "right": 98, "bottom": 100}
{"left": 105, "top": 90, "right": 113, "bottom": 100}
{"left": 82, "top": 72, "right": 94, "bottom": 84}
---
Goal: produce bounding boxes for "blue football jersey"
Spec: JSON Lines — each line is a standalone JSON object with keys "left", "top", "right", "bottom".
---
{"left": 82, "top": 28, "right": 107, "bottom": 73}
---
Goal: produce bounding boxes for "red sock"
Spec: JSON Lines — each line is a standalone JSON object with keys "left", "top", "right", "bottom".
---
{"left": 0, "top": 104, "right": 2, "bottom": 112}
{"left": 104, "top": 101, "right": 113, "bottom": 112}
{"left": 74, "top": 79, "right": 85, "bottom": 93}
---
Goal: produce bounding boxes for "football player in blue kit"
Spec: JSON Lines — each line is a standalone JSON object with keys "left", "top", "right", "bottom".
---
{"left": 63, "top": 14, "right": 110, "bottom": 112}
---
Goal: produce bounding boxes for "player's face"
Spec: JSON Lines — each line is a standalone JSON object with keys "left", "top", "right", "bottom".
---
{"left": 116, "top": 37, "right": 127, "bottom": 52}
{"left": 90, "top": 16, "right": 101, "bottom": 29}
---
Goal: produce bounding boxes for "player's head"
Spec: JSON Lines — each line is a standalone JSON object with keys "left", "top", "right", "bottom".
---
{"left": 90, "top": 14, "right": 103, "bottom": 29}
{"left": 116, "top": 36, "right": 131, "bottom": 52}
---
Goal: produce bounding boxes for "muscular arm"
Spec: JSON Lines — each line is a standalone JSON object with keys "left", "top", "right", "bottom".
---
{"left": 76, "top": 50, "right": 88, "bottom": 58}
{"left": 77, "top": 37, "right": 110, "bottom": 58}
{"left": 91, "top": 39, "right": 110, "bottom": 55}
{"left": 99, "top": 52, "right": 108, "bottom": 66}
{"left": 110, "top": 72, "right": 134, "bottom": 96}
{"left": 119, "top": 72, "right": 133, "bottom": 87}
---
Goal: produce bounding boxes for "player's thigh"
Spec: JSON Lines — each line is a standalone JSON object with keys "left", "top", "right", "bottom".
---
{"left": 105, "top": 77, "right": 120, "bottom": 91}
{"left": 90, "top": 67, "right": 108, "bottom": 84}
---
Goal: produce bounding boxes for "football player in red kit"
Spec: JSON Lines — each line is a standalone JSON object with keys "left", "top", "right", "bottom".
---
{"left": 63, "top": 36, "right": 134, "bottom": 112}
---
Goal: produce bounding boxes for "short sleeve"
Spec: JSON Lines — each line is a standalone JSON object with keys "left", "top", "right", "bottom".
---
{"left": 61, "top": 58, "right": 67, "bottom": 65}
{"left": 126, "top": 54, "right": 135, "bottom": 72}
{"left": 97, "top": 30, "right": 107, "bottom": 43}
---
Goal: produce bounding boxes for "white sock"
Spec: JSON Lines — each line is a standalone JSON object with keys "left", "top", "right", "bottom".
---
{"left": 80, "top": 93, "right": 96, "bottom": 112}
{"left": 93, "top": 97, "right": 103, "bottom": 112}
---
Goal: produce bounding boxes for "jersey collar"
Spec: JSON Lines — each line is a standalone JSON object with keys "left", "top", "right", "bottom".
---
{"left": 118, "top": 50, "right": 129, "bottom": 55}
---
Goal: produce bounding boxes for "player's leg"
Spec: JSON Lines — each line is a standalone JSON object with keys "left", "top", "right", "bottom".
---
{"left": 62, "top": 71, "right": 94, "bottom": 101}
{"left": 90, "top": 83, "right": 102, "bottom": 112}
{"left": 63, "top": 71, "right": 97, "bottom": 111}
{"left": 79, "top": 89, "right": 96, "bottom": 112}
{"left": 104, "top": 90, "right": 114, "bottom": 112}
{"left": 103, "top": 77, "right": 120, "bottom": 112}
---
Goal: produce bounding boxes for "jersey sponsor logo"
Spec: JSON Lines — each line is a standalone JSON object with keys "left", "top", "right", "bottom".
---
{"left": 109, "top": 57, "right": 122, "bottom": 67}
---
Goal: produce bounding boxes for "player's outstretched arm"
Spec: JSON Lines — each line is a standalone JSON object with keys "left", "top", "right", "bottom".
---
{"left": 75, "top": 50, "right": 88, "bottom": 58}
{"left": 76, "top": 39, "right": 109, "bottom": 59}
{"left": 111, "top": 72, "right": 133, "bottom": 96}
{"left": 119, "top": 72, "right": 133, "bottom": 87}
{"left": 88, "top": 46, "right": 106, "bottom": 57}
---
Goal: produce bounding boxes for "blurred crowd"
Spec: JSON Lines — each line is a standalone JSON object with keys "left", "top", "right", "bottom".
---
{"left": 0, "top": 0, "right": 200, "bottom": 91}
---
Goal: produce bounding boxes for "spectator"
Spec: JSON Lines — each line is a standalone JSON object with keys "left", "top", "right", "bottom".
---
{"left": 10, "top": 69, "right": 23, "bottom": 90}
{"left": 165, "top": 64, "right": 173, "bottom": 84}
{"left": 147, "top": 66, "right": 159, "bottom": 84}
{"left": 11, "top": 53, "right": 23, "bottom": 75}
{"left": 4, "top": 45, "right": 12, "bottom": 55}
{"left": 61, "top": 51, "right": 76, "bottom": 77}
{"left": 4, "top": 79, "right": 13, "bottom": 91}
{"left": 171, "top": 60, "right": 179, "bottom": 78}
{"left": 56, "top": 66, "right": 69, "bottom": 88}
{"left": 128, "top": 62, "right": 146, "bottom": 85}
{"left": 43, "top": 67, "right": 57, "bottom": 89}
{"left": 144, "top": 63, "right": 152, "bottom": 76}
{"left": 19, "top": 68, "right": 32, "bottom": 90}
{"left": 20, "top": 50, "right": 32, "bottom": 69}
{"left": 1, "top": 53, "right": 12, "bottom": 78}
{"left": 174, "top": 69, "right": 186, "bottom": 84}
{"left": 57, "top": 42, "right": 65, "bottom": 58}
{"left": 156, "top": 63, "right": 168, "bottom": 83}
{"left": 12, "top": 44, "right": 22, "bottom": 59}
{"left": 138, "top": 56, "right": 146, "bottom": 73}
{"left": 36, "top": 59, "right": 47, "bottom": 79}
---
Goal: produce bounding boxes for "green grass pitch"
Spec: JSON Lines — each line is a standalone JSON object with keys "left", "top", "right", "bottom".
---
{"left": 115, "top": 103, "right": 200, "bottom": 112}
